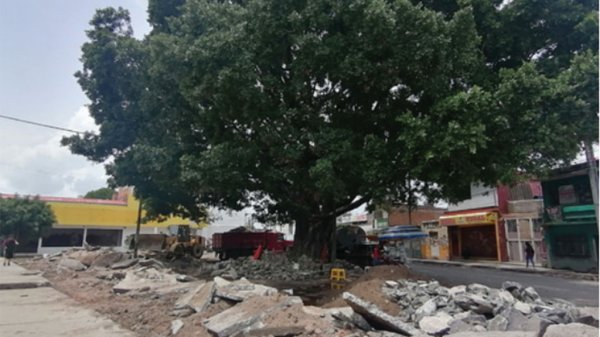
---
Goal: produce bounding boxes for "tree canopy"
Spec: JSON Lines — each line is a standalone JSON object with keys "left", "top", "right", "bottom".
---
{"left": 0, "top": 196, "right": 55, "bottom": 242}
{"left": 63, "top": 0, "right": 598, "bottom": 257}
{"left": 83, "top": 187, "right": 115, "bottom": 200}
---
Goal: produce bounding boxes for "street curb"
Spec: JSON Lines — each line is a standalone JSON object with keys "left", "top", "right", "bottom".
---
{"left": 411, "top": 259, "right": 599, "bottom": 281}
{"left": 0, "top": 280, "right": 51, "bottom": 290}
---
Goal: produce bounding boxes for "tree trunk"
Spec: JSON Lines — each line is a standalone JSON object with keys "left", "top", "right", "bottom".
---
{"left": 293, "top": 215, "right": 336, "bottom": 261}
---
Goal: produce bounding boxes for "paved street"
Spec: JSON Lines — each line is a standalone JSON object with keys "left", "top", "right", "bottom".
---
{"left": 411, "top": 261, "right": 599, "bottom": 307}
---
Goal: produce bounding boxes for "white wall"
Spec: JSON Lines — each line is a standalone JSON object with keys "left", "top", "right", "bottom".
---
{"left": 448, "top": 184, "right": 498, "bottom": 212}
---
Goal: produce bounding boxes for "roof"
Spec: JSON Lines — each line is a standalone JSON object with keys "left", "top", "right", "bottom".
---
{"left": 0, "top": 193, "right": 128, "bottom": 206}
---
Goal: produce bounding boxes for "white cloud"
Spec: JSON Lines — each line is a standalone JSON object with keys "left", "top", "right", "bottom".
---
{"left": 0, "top": 106, "right": 108, "bottom": 197}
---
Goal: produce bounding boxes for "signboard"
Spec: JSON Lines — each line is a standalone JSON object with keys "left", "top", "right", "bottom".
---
{"left": 375, "top": 218, "right": 388, "bottom": 228}
{"left": 439, "top": 212, "right": 497, "bottom": 226}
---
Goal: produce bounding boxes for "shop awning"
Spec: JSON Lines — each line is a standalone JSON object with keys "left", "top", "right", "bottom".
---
{"left": 439, "top": 211, "right": 497, "bottom": 226}
{"left": 378, "top": 225, "right": 428, "bottom": 241}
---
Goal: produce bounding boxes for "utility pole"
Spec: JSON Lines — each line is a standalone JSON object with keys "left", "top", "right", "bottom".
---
{"left": 584, "top": 140, "right": 599, "bottom": 232}
{"left": 134, "top": 199, "right": 143, "bottom": 258}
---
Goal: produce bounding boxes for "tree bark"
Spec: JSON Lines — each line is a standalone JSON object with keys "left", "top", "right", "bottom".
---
{"left": 293, "top": 214, "right": 336, "bottom": 261}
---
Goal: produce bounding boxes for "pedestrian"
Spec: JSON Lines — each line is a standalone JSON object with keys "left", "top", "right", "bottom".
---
{"left": 3, "top": 235, "right": 19, "bottom": 266}
{"left": 372, "top": 244, "right": 382, "bottom": 266}
{"left": 524, "top": 242, "right": 535, "bottom": 268}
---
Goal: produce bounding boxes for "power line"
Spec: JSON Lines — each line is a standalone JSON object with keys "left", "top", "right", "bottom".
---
{"left": 0, "top": 113, "right": 84, "bottom": 134}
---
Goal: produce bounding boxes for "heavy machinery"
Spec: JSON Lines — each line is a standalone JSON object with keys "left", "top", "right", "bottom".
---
{"left": 336, "top": 225, "right": 377, "bottom": 267}
{"left": 128, "top": 225, "right": 205, "bottom": 259}
{"left": 212, "top": 228, "right": 293, "bottom": 260}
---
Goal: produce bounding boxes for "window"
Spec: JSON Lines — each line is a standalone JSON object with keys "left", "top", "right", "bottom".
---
{"left": 553, "top": 235, "right": 589, "bottom": 258}
{"left": 42, "top": 228, "right": 84, "bottom": 247}
{"left": 85, "top": 229, "right": 122, "bottom": 247}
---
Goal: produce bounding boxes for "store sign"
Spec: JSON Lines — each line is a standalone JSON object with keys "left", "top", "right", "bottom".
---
{"left": 439, "top": 212, "right": 497, "bottom": 226}
{"left": 375, "top": 218, "right": 388, "bottom": 228}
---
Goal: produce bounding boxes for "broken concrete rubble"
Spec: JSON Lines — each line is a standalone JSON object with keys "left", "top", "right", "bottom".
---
{"left": 203, "top": 295, "right": 303, "bottom": 337}
{"left": 418, "top": 312, "right": 453, "bottom": 335}
{"left": 58, "top": 258, "right": 87, "bottom": 271}
{"left": 542, "top": 322, "right": 599, "bottom": 337}
{"left": 171, "top": 319, "right": 184, "bottom": 335}
{"left": 343, "top": 292, "right": 420, "bottom": 336}
{"left": 215, "top": 278, "right": 278, "bottom": 302}
{"left": 111, "top": 258, "right": 139, "bottom": 270}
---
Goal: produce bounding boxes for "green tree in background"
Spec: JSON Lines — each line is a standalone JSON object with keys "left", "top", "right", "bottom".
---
{"left": 83, "top": 187, "right": 115, "bottom": 200}
{"left": 63, "top": 0, "right": 598, "bottom": 258}
{"left": 0, "top": 196, "right": 56, "bottom": 244}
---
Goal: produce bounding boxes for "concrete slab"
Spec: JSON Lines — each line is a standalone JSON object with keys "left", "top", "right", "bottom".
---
{"left": 0, "top": 260, "right": 50, "bottom": 289}
{"left": 0, "top": 287, "right": 137, "bottom": 337}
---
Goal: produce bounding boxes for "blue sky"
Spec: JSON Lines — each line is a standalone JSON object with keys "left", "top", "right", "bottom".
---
{"left": 0, "top": 0, "right": 150, "bottom": 197}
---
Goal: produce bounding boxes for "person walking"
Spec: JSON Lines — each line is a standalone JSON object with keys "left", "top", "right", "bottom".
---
{"left": 524, "top": 242, "right": 535, "bottom": 268}
{"left": 3, "top": 235, "right": 19, "bottom": 266}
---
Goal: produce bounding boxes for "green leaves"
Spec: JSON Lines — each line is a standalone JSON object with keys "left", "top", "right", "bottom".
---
{"left": 0, "top": 196, "right": 55, "bottom": 240}
{"left": 62, "top": 0, "right": 597, "bottom": 231}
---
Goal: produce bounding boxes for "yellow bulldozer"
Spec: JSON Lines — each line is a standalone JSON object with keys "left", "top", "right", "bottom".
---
{"left": 128, "top": 225, "right": 205, "bottom": 259}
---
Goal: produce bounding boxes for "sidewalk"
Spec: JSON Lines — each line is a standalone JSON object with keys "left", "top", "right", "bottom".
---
{"left": 0, "top": 258, "right": 138, "bottom": 337}
{"left": 411, "top": 258, "right": 599, "bottom": 281}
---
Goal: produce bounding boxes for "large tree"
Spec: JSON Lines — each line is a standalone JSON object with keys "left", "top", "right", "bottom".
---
{"left": 63, "top": 0, "right": 598, "bottom": 258}
{"left": 0, "top": 196, "right": 55, "bottom": 242}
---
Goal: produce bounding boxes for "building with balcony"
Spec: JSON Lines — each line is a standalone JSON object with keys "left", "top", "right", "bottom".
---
{"left": 541, "top": 162, "right": 598, "bottom": 272}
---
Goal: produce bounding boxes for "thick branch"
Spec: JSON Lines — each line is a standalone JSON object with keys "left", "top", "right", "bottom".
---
{"left": 312, "top": 196, "right": 370, "bottom": 220}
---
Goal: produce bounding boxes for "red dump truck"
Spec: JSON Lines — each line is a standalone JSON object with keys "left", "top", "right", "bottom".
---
{"left": 212, "top": 229, "right": 293, "bottom": 260}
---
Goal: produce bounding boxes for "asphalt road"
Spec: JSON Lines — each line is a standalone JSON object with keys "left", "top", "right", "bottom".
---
{"left": 410, "top": 262, "right": 599, "bottom": 307}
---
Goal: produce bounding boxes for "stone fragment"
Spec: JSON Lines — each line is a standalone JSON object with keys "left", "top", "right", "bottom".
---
{"left": 542, "top": 323, "right": 599, "bottom": 337}
{"left": 113, "top": 268, "right": 179, "bottom": 294}
{"left": 176, "top": 274, "right": 194, "bottom": 282}
{"left": 215, "top": 278, "right": 278, "bottom": 302}
{"left": 454, "top": 294, "right": 494, "bottom": 314}
{"left": 138, "top": 258, "right": 165, "bottom": 268}
{"left": 466, "top": 283, "right": 490, "bottom": 295}
{"left": 487, "top": 315, "right": 508, "bottom": 331}
{"left": 505, "top": 308, "right": 544, "bottom": 332}
{"left": 175, "top": 281, "right": 207, "bottom": 309}
{"left": 111, "top": 258, "right": 139, "bottom": 269}
{"left": 446, "top": 332, "right": 536, "bottom": 337}
{"left": 514, "top": 301, "right": 532, "bottom": 315}
{"left": 171, "top": 307, "right": 195, "bottom": 318}
{"left": 171, "top": 319, "right": 184, "bottom": 335}
{"left": 58, "top": 258, "right": 87, "bottom": 271}
{"left": 328, "top": 306, "right": 372, "bottom": 331}
{"left": 522, "top": 287, "right": 540, "bottom": 303}
{"left": 449, "top": 285, "right": 467, "bottom": 297}
{"left": 419, "top": 312, "right": 453, "bottom": 335}
{"left": 576, "top": 315, "right": 600, "bottom": 328}
{"left": 498, "top": 290, "right": 516, "bottom": 305}
{"left": 91, "top": 252, "right": 124, "bottom": 268}
{"left": 243, "top": 326, "right": 305, "bottom": 337}
{"left": 343, "top": 292, "right": 419, "bottom": 336}
{"left": 385, "top": 281, "right": 399, "bottom": 288}
{"left": 415, "top": 299, "right": 437, "bottom": 317}
{"left": 214, "top": 276, "right": 232, "bottom": 287}
{"left": 203, "top": 295, "right": 303, "bottom": 337}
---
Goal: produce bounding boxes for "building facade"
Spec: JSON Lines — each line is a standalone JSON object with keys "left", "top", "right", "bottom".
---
{"left": 541, "top": 162, "right": 598, "bottom": 272}
{"left": 440, "top": 182, "right": 544, "bottom": 262}
{"left": 2, "top": 187, "right": 204, "bottom": 254}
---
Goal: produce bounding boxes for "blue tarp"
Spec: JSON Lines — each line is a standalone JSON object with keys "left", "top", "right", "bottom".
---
{"left": 378, "top": 225, "right": 428, "bottom": 241}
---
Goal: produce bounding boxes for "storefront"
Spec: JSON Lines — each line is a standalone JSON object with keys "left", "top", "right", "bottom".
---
{"left": 420, "top": 220, "right": 449, "bottom": 260}
{"left": 439, "top": 210, "right": 502, "bottom": 261}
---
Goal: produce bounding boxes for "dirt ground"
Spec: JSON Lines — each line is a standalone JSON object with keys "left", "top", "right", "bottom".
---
{"left": 19, "top": 257, "right": 423, "bottom": 337}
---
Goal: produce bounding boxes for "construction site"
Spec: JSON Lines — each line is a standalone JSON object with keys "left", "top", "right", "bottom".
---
{"left": 0, "top": 240, "right": 595, "bottom": 337}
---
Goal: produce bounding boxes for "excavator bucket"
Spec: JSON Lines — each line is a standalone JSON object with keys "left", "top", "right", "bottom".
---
{"left": 133, "top": 234, "right": 167, "bottom": 251}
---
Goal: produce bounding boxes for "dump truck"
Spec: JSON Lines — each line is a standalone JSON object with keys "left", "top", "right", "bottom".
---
{"left": 128, "top": 225, "right": 205, "bottom": 259}
{"left": 212, "top": 228, "right": 292, "bottom": 260}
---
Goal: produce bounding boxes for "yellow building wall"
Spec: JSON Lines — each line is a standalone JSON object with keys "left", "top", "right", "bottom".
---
{"left": 48, "top": 193, "right": 202, "bottom": 228}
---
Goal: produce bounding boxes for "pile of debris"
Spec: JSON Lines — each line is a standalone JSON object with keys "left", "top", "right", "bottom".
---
{"left": 358, "top": 279, "right": 599, "bottom": 336}
{"left": 30, "top": 248, "right": 598, "bottom": 337}
{"left": 210, "top": 251, "right": 363, "bottom": 281}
